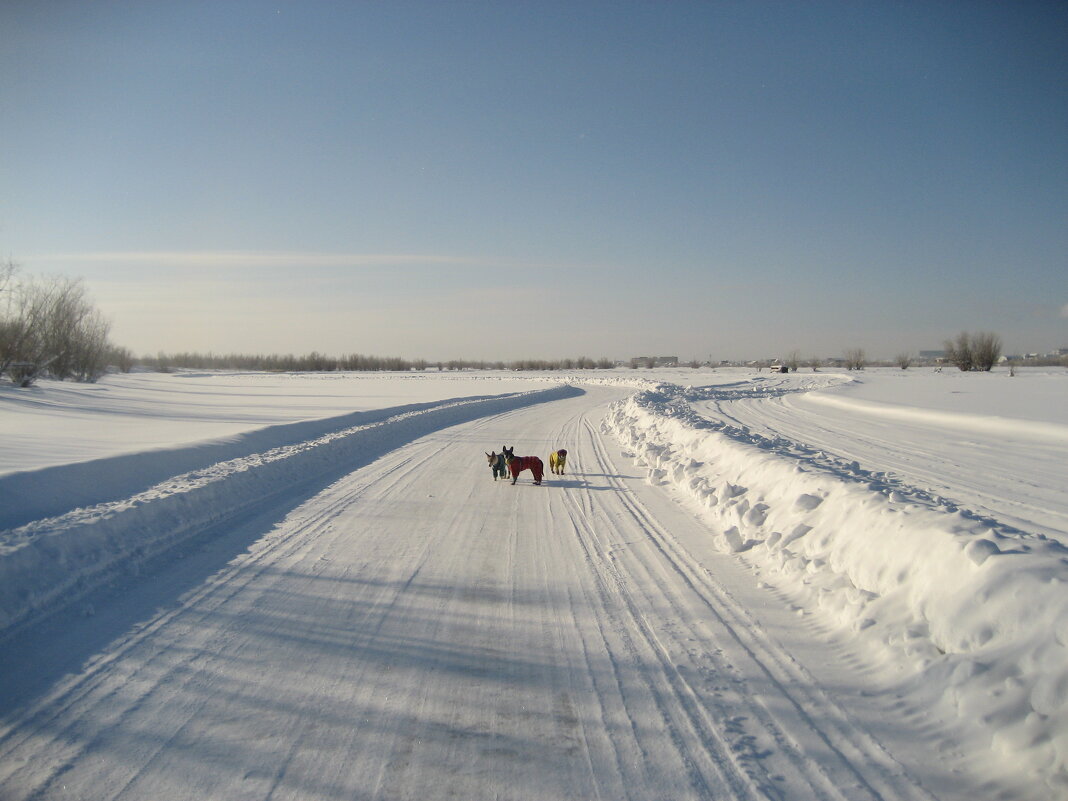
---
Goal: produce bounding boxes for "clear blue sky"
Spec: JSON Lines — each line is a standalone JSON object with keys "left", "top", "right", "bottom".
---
{"left": 2, "top": 1, "right": 1065, "bottom": 361}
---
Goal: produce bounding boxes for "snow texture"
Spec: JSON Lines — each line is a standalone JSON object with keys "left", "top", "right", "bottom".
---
{"left": 603, "top": 372, "right": 1068, "bottom": 791}
{"left": 1, "top": 367, "right": 1065, "bottom": 798}
{"left": 0, "top": 384, "right": 580, "bottom": 633}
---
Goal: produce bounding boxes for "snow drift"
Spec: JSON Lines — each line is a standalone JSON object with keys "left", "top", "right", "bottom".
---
{"left": 604, "top": 382, "right": 1068, "bottom": 791}
{"left": 2, "top": 367, "right": 1064, "bottom": 796}
{"left": 0, "top": 385, "right": 581, "bottom": 638}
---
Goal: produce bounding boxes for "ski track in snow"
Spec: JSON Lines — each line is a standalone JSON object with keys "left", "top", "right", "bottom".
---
{"left": 0, "top": 376, "right": 1059, "bottom": 800}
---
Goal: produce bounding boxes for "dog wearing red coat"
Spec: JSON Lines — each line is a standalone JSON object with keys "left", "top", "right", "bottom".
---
{"left": 502, "top": 445, "right": 543, "bottom": 485}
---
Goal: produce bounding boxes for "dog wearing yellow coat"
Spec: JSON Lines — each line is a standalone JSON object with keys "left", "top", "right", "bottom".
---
{"left": 549, "top": 448, "right": 568, "bottom": 475}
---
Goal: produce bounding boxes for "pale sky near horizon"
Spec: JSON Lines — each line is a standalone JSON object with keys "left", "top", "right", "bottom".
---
{"left": 2, "top": 1, "right": 1066, "bottom": 362}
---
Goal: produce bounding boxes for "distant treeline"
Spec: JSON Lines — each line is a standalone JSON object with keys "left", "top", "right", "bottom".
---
{"left": 138, "top": 352, "right": 618, "bottom": 373}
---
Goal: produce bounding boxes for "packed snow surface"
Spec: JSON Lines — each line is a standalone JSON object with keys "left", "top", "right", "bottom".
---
{"left": 0, "top": 367, "right": 1065, "bottom": 800}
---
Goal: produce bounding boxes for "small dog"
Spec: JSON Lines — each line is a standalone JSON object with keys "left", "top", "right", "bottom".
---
{"left": 549, "top": 449, "right": 568, "bottom": 475}
{"left": 502, "top": 446, "right": 544, "bottom": 485}
{"left": 486, "top": 451, "right": 508, "bottom": 481}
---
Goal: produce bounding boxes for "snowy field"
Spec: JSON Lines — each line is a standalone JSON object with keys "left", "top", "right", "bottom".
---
{"left": 1, "top": 366, "right": 1065, "bottom": 800}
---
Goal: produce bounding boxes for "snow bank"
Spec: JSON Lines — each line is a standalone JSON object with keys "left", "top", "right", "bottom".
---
{"left": 0, "top": 385, "right": 581, "bottom": 638}
{"left": 605, "top": 382, "right": 1068, "bottom": 791}
{"left": 0, "top": 394, "right": 539, "bottom": 530}
{"left": 0, "top": 369, "right": 564, "bottom": 477}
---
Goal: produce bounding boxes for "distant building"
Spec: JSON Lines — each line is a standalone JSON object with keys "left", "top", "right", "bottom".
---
{"left": 919, "top": 350, "right": 946, "bottom": 360}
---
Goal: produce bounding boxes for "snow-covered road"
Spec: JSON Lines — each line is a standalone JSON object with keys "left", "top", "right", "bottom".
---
{"left": 0, "top": 384, "right": 1014, "bottom": 801}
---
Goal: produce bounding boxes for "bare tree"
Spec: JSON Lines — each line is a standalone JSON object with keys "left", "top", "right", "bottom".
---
{"left": 970, "top": 331, "right": 1002, "bottom": 371}
{"left": 39, "top": 278, "right": 105, "bottom": 380}
{"left": 944, "top": 331, "right": 973, "bottom": 371}
{"left": 0, "top": 272, "right": 57, "bottom": 383}
{"left": 0, "top": 258, "right": 17, "bottom": 295}
{"left": 784, "top": 350, "right": 801, "bottom": 372}
{"left": 1, "top": 273, "right": 116, "bottom": 385}
{"left": 895, "top": 352, "right": 913, "bottom": 370}
{"left": 844, "top": 348, "right": 866, "bottom": 370}
{"left": 67, "top": 310, "right": 112, "bottom": 381}
{"left": 1, "top": 260, "right": 26, "bottom": 377}
{"left": 107, "top": 345, "right": 135, "bottom": 373}
{"left": 944, "top": 331, "right": 1000, "bottom": 372}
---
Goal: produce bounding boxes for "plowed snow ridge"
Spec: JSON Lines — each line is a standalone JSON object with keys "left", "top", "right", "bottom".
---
{"left": 603, "top": 379, "right": 1067, "bottom": 790}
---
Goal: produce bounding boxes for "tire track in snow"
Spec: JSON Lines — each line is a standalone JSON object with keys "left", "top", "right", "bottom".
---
{"left": 537, "top": 409, "right": 635, "bottom": 801}
{"left": 565, "top": 417, "right": 781, "bottom": 800}
{"left": 0, "top": 444, "right": 450, "bottom": 799}
{"left": 527, "top": 401, "right": 757, "bottom": 799}
{"left": 586, "top": 416, "right": 937, "bottom": 801}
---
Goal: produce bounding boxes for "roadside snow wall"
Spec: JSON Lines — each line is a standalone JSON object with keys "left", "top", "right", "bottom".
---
{"left": 0, "top": 385, "right": 582, "bottom": 639}
{"left": 605, "top": 383, "right": 1068, "bottom": 792}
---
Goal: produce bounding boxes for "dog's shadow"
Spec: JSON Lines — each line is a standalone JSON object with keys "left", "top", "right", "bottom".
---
{"left": 546, "top": 472, "right": 637, "bottom": 491}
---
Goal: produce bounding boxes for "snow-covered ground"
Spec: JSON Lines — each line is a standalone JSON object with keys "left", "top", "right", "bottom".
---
{"left": 0, "top": 371, "right": 560, "bottom": 529}
{"left": 1, "top": 367, "right": 1065, "bottom": 800}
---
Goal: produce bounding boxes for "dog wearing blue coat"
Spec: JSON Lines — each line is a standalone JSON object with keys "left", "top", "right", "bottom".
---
{"left": 486, "top": 451, "right": 508, "bottom": 481}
